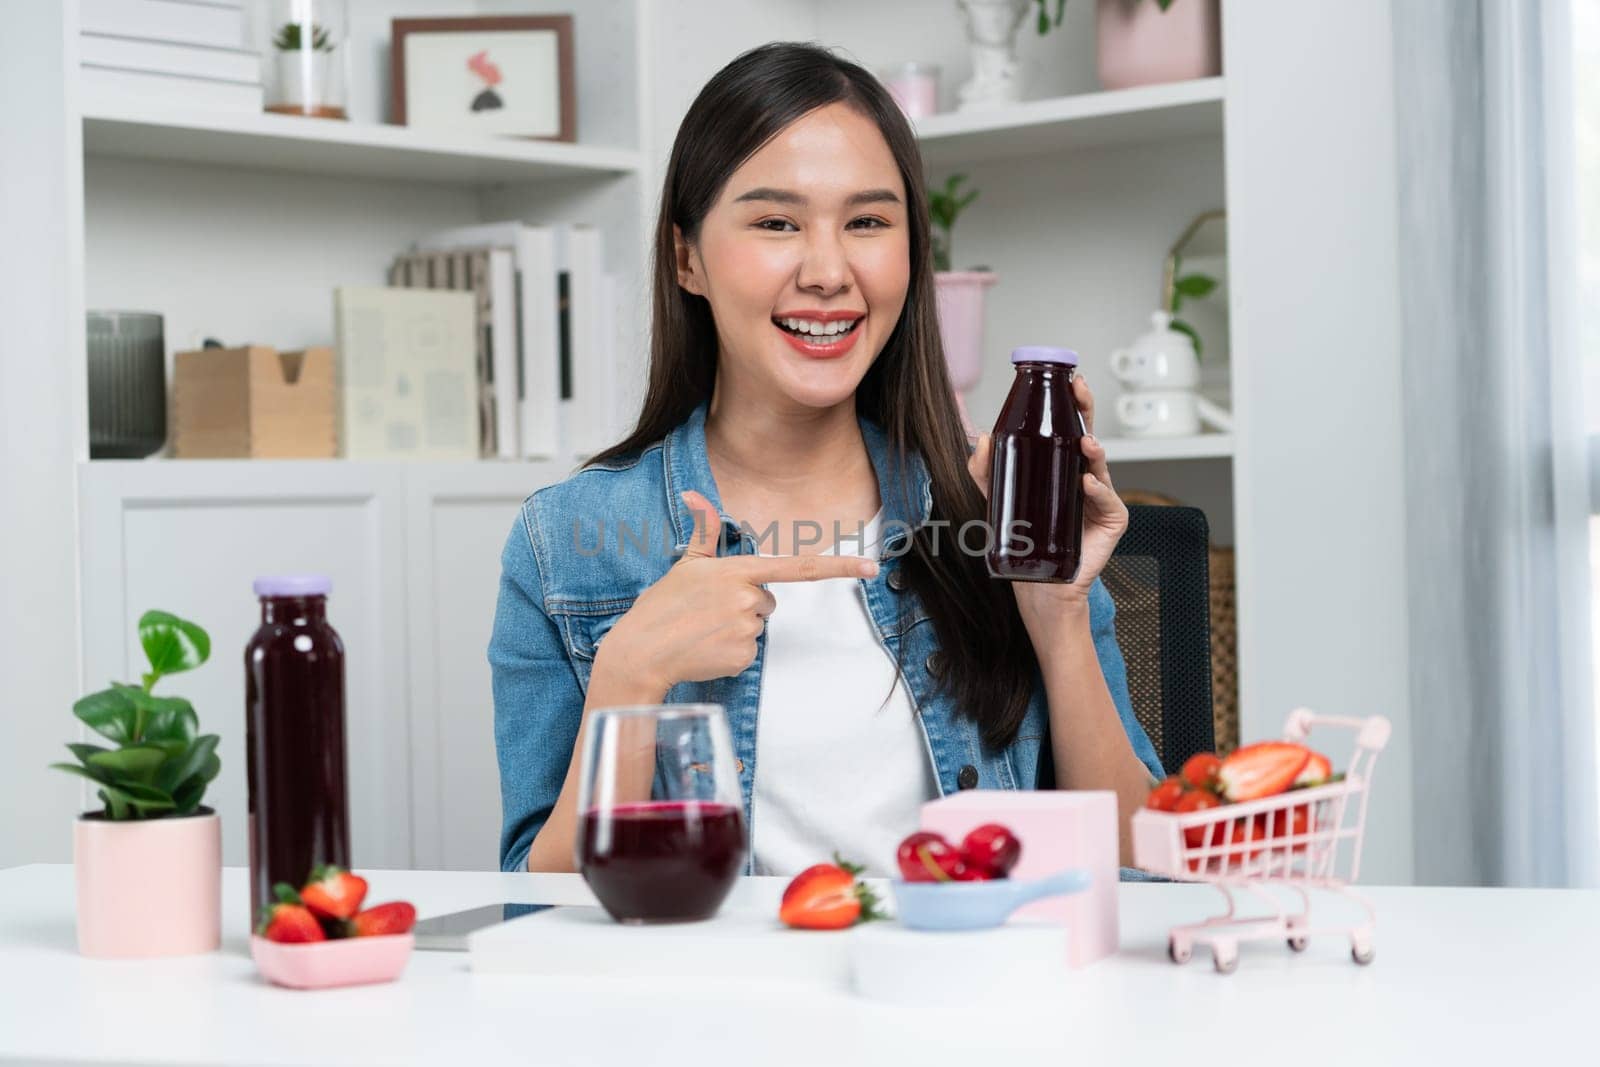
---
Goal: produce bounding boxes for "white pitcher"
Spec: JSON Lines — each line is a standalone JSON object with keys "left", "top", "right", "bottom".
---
{"left": 1110, "top": 311, "right": 1200, "bottom": 391}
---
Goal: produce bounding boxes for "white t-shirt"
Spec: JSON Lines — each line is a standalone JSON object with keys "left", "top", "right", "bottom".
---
{"left": 751, "top": 508, "right": 939, "bottom": 877}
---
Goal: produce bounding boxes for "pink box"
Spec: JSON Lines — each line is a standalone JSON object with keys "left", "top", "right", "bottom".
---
{"left": 920, "top": 791, "right": 1119, "bottom": 968}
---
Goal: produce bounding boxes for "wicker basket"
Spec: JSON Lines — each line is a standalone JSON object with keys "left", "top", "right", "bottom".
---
{"left": 1118, "top": 490, "right": 1239, "bottom": 754}
{"left": 1207, "top": 545, "right": 1238, "bottom": 753}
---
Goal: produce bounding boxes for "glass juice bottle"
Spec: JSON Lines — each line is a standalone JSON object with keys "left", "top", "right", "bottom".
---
{"left": 985, "top": 346, "right": 1087, "bottom": 583}
{"left": 245, "top": 575, "right": 349, "bottom": 918}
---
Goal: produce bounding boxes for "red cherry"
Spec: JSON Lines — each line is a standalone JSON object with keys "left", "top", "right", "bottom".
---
{"left": 954, "top": 864, "right": 994, "bottom": 881}
{"left": 895, "top": 831, "right": 964, "bottom": 882}
{"left": 961, "top": 823, "right": 1022, "bottom": 878}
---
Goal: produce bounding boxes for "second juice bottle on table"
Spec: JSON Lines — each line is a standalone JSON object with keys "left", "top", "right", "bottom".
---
{"left": 244, "top": 575, "right": 349, "bottom": 919}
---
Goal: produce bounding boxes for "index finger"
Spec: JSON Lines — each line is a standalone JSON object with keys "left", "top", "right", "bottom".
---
{"left": 728, "top": 553, "right": 879, "bottom": 584}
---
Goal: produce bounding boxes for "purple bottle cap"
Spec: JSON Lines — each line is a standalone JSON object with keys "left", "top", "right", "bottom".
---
{"left": 253, "top": 574, "right": 332, "bottom": 598}
{"left": 1011, "top": 346, "right": 1079, "bottom": 365}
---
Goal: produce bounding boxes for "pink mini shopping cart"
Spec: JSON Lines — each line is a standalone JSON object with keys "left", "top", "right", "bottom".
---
{"left": 1131, "top": 708, "right": 1393, "bottom": 974}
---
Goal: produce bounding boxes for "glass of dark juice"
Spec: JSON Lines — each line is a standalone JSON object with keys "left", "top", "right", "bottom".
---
{"left": 575, "top": 704, "right": 746, "bottom": 924}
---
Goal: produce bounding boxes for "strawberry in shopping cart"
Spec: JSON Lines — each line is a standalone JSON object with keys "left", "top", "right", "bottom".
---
{"left": 1225, "top": 815, "right": 1268, "bottom": 868}
{"left": 1216, "top": 742, "right": 1313, "bottom": 802}
{"left": 1294, "top": 750, "right": 1334, "bottom": 788}
{"left": 1145, "top": 776, "right": 1188, "bottom": 811}
{"left": 1173, "top": 789, "right": 1222, "bottom": 847}
{"left": 1180, "top": 753, "right": 1222, "bottom": 792}
{"left": 1259, "top": 805, "right": 1312, "bottom": 852}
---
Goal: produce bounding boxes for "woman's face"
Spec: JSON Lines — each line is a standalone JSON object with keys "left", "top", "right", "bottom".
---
{"left": 677, "top": 102, "right": 911, "bottom": 413}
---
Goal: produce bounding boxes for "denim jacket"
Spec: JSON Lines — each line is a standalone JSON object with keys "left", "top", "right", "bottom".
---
{"left": 488, "top": 402, "right": 1165, "bottom": 875}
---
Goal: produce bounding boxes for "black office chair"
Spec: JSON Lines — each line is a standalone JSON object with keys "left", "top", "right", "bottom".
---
{"left": 1036, "top": 504, "right": 1215, "bottom": 784}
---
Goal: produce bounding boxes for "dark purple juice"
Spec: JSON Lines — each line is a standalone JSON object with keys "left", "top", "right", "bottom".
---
{"left": 244, "top": 577, "right": 349, "bottom": 919}
{"left": 986, "top": 350, "right": 1086, "bottom": 583}
{"left": 578, "top": 801, "right": 746, "bottom": 923}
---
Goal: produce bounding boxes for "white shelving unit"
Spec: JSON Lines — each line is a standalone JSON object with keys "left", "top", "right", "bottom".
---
{"left": 82, "top": 105, "right": 645, "bottom": 184}
{"left": 914, "top": 76, "right": 1224, "bottom": 165}
{"left": 1101, "top": 433, "right": 1233, "bottom": 463}
{"left": 6, "top": 0, "right": 1419, "bottom": 885}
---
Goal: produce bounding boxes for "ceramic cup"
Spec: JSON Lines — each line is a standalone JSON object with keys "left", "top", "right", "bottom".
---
{"left": 884, "top": 62, "right": 940, "bottom": 119}
{"left": 1115, "top": 390, "right": 1202, "bottom": 437}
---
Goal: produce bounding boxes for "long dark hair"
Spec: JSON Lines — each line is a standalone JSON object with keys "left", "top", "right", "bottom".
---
{"left": 589, "top": 42, "right": 1039, "bottom": 750}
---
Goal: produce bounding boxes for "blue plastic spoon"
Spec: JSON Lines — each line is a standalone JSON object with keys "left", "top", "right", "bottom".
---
{"left": 890, "top": 868, "right": 1092, "bottom": 931}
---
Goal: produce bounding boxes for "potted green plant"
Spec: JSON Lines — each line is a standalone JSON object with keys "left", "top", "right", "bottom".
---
{"left": 1166, "top": 257, "right": 1217, "bottom": 359}
{"left": 268, "top": 18, "right": 346, "bottom": 119}
{"left": 1032, "top": 0, "right": 1068, "bottom": 34}
{"left": 52, "top": 610, "right": 222, "bottom": 958}
{"left": 930, "top": 174, "right": 996, "bottom": 432}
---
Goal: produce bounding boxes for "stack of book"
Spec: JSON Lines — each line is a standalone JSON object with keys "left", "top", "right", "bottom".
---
{"left": 385, "top": 222, "right": 625, "bottom": 461}
{"left": 79, "top": 0, "right": 262, "bottom": 114}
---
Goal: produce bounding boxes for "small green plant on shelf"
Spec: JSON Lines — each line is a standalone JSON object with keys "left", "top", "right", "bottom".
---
{"left": 1168, "top": 256, "right": 1218, "bottom": 359}
{"left": 50, "top": 610, "right": 220, "bottom": 820}
{"left": 1033, "top": 0, "right": 1176, "bottom": 34}
{"left": 929, "top": 173, "right": 979, "bottom": 273}
{"left": 274, "top": 21, "right": 333, "bottom": 52}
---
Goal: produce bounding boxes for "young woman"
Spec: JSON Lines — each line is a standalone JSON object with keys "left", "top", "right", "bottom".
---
{"left": 489, "top": 42, "right": 1163, "bottom": 879}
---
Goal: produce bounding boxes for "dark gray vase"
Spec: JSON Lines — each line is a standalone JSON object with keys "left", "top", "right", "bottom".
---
{"left": 87, "top": 311, "right": 166, "bottom": 459}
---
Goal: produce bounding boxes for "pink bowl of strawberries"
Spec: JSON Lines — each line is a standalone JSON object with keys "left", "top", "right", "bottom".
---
{"left": 250, "top": 865, "right": 417, "bottom": 990}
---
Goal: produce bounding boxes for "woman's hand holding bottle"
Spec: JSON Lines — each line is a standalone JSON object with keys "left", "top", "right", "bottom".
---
{"left": 967, "top": 375, "right": 1128, "bottom": 633}
{"left": 594, "top": 490, "right": 879, "bottom": 697}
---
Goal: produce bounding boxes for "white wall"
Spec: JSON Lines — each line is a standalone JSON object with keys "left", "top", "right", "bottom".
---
{"left": 1224, "top": 0, "right": 1415, "bottom": 884}
{"left": 0, "top": 1, "right": 85, "bottom": 866}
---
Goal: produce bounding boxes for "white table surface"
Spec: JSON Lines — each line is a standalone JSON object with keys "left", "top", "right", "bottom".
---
{"left": 0, "top": 864, "right": 1588, "bottom": 1064}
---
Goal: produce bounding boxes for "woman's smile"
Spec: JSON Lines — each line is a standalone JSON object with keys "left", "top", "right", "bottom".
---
{"left": 771, "top": 309, "right": 866, "bottom": 359}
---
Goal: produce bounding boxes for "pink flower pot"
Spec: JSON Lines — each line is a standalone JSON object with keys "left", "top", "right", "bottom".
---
{"left": 1096, "top": 0, "right": 1222, "bottom": 91}
{"left": 935, "top": 271, "right": 997, "bottom": 433}
{"left": 74, "top": 809, "right": 221, "bottom": 958}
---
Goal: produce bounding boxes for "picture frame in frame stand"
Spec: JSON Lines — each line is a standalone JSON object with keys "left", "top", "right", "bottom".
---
{"left": 390, "top": 16, "right": 575, "bottom": 142}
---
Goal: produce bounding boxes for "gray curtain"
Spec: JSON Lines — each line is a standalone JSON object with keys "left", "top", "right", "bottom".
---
{"left": 1393, "top": 0, "right": 1597, "bottom": 887}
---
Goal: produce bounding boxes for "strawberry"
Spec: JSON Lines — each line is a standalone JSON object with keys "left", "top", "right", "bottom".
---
{"left": 347, "top": 901, "right": 417, "bottom": 937}
{"left": 1293, "top": 750, "right": 1333, "bottom": 788}
{"left": 1224, "top": 816, "right": 1267, "bottom": 868}
{"left": 257, "top": 902, "right": 325, "bottom": 943}
{"left": 1261, "top": 805, "right": 1312, "bottom": 852}
{"left": 1216, "top": 742, "right": 1312, "bottom": 802}
{"left": 1146, "top": 775, "right": 1187, "bottom": 812}
{"left": 1174, "top": 788, "right": 1223, "bottom": 848}
{"left": 1180, "top": 753, "right": 1222, "bottom": 792}
{"left": 779, "top": 858, "right": 884, "bottom": 930}
{"left": 299, "top": 864, "right": 368, "bottom": 921}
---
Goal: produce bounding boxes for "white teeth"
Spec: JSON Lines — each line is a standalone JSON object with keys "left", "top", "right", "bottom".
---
{"left": 778, "top": 316, "right": 859, "bottom": 337}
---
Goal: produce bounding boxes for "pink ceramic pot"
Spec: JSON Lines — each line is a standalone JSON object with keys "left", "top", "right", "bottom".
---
{"left": 935, "top": 271, "right": 997, "bottom": 433}
{"left": 1096, "top": 0, "right": 1222, "bottom": 91}
{"left": 74, "top": 809, "right": 221, "bottom": 958}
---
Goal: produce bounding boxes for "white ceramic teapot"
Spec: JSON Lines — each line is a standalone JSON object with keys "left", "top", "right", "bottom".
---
{"left": 1110, "top": 311, "right": 1200, "bottom": 391}
{"left": 1115, "top": 390, "right": 1202, "bottom": 437}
